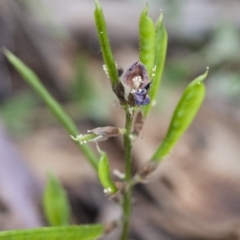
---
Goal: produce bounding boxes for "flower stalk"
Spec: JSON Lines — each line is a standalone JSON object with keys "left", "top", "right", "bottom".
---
{"left": 120, "top": 106, "right": 134, "bottom": 240}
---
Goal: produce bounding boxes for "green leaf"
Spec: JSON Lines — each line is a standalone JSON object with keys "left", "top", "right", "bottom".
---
{"left": 94, "top": 0, "right": 118, "bottom": 85}
{"left": 98, "top": 148, "right": 117, "bottom": 194}
{"left": 152, "top": 69, "right": 209, "bottom": 162}
{"left": 43, "top": 173, "right": 70, "bottom": 226}
{"left": 139, "top": 4, "right": 155, "bottom": 77}
{"left": 0, "top": 225, "right": 104, "bottom": 240}
{"left": 143, "top": 12, "right": 168, "bottom": 117}
{"left": 4, "top": 49, "right": 98, "bottom": 170}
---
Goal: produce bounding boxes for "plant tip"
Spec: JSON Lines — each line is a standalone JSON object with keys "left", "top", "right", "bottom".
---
{"left": 158, "top": 10, "right": 163, "bottom": 22}
{"left": 95, "top": 0, "right": 100, "bottom": 8}
{"left": 144, "top": 2, "right": 149, "bottom": 10}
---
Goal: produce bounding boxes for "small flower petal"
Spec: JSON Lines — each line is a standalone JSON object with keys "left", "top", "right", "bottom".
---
{"left": 123, "top": 60, "right": 150, "bottom": 90}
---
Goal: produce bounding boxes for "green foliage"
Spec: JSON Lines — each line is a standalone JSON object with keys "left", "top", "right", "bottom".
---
{"left": 143, "top": 13, "right": 168, "bottom": 117}
{"left": 98, "top": 149, "right": 117, "bottom": 194}
{"left": 4, "top": 49, "right": 98, "bottom": 170}
{"left": 139, "top": 4, "right": 155, "bottom": 77}
{"left": 94, "top": 0, "right": 126, "bottom": 106}
{"left": 152, "top": 69, "right": 208, "bottom": 162}
{"left": 0, "top": 225, "right": 104, "bottom": 240}
{"left": 43, "top": 173, "right": 70, "bottom": 226}
{"left": 94, "top": 0, "right": 118, "bottom": 85}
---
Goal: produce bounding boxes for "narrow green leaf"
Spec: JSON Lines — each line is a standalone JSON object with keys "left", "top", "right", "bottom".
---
{"left": 98, "top": 148, "right": 117, "bottom": 194}
{"left": 94, "top": 0, "right": 118, "bottom": 85}
{"left": 139, "top": 4, "right": 155, "bottom": 76}
{"left": 143, "top": 12, "right": 168, "bottom": 117}
{"left": 152, "top": 69, "right": 209, "bottom": 162}
{"left": 43, "top": 173, "right": 70, "bottom": 226}
{"left": 0, "top": 225, "right": 104, "bottom": 240}
{"left": 4, "top": 49, "right": 98, "bottom": 170}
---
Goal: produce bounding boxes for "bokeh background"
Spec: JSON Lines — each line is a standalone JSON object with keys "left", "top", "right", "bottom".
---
{"left": 1, "top": 0, "right": 240, "bottom": 239}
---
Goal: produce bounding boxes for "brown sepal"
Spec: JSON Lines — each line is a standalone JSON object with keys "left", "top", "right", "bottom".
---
{"left": 112, "top": 81, "right": 127, "bottom": 105}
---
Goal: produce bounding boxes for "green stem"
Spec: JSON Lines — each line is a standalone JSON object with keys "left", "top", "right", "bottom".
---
{"left": 121, "top": 190, "right": 132, "bottom": 240}
{"left": 120, "top": 107, "right": 134, "bottom": 240}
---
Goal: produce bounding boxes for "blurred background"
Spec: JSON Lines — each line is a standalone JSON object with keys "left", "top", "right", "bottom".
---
{"left": 1, "top": 0, "right": 240, "bottom": 239}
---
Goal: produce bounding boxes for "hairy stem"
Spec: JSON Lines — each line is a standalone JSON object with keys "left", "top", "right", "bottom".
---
{"left": 120, "top": 107, "right": 134, "bottom": 240}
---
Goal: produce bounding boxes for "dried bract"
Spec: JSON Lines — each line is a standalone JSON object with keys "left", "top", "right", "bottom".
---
{"left": 71, "top": 126, "right": 125, "bottom": 144}
{"left": 132, "top": 110, "right": 144, "bottom": 137}
{"left": 88, "top": 126, "right": 119, "bottom": 137}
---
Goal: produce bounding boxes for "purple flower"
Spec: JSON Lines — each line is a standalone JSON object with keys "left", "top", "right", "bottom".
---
{"left": 131, "top": 89, "right": 150, "bottom": 106}
{"left": 123, "top": 60, "right": 149, "bottom": 90}
{"left": 123, "top": 60, "right": 151, "bottom": 107}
